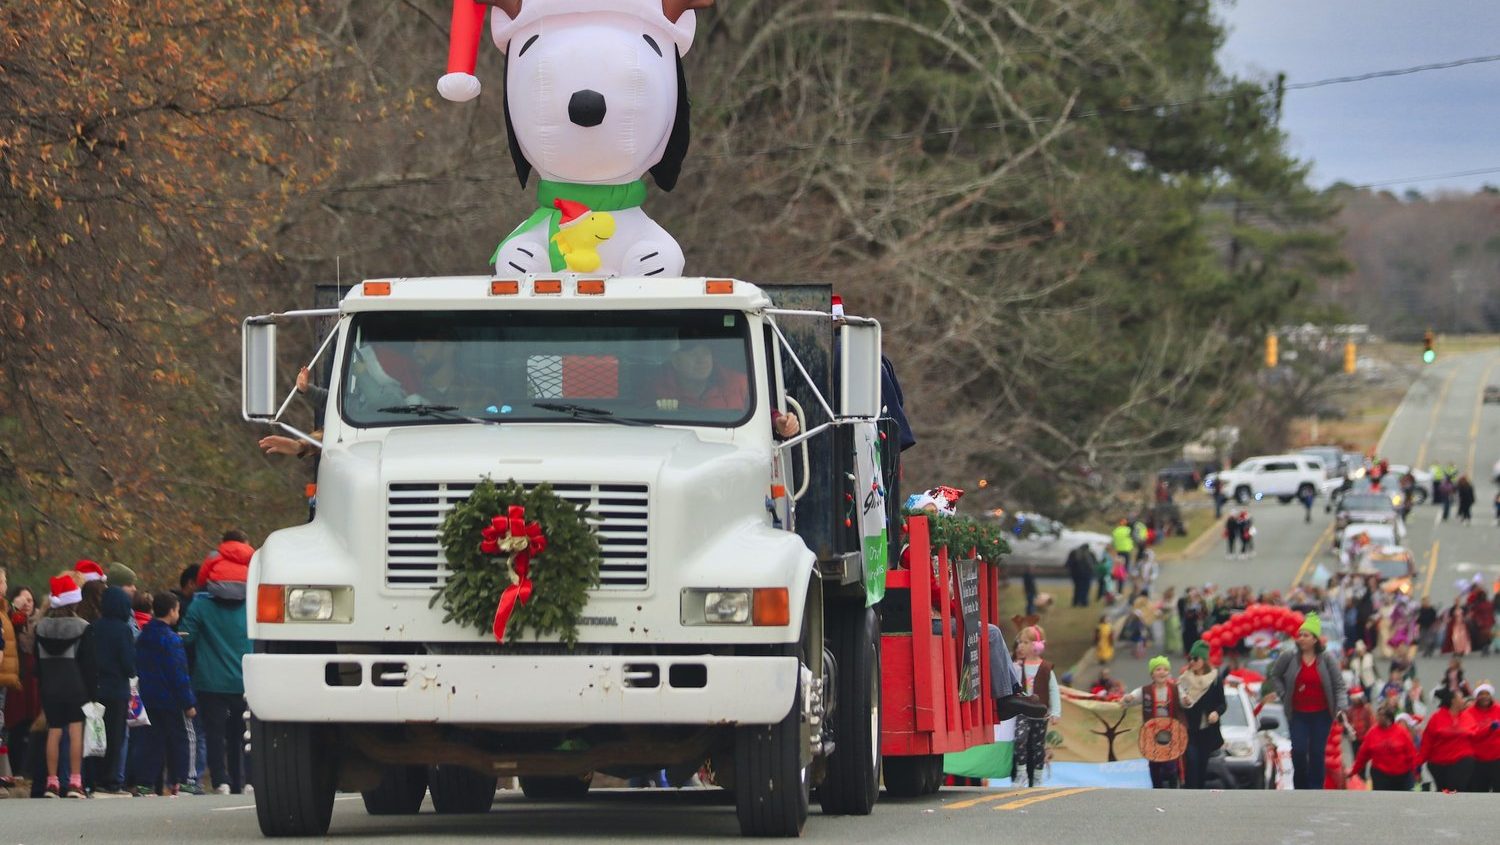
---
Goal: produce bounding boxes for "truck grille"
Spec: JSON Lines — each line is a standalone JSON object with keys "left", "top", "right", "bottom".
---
{"left": 385, "top": 482, "right": 649, "bottom": 591}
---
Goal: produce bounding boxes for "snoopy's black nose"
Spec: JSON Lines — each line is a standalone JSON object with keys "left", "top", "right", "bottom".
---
{"left": 568, "top": 90, "right": 607, "bottom": 127}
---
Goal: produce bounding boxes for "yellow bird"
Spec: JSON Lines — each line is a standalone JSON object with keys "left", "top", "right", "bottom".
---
{"left": 551, "top": 199, "right": 615, "bottom": 273}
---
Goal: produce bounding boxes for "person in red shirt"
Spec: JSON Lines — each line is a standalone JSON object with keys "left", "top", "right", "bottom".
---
{"left": 1421, "top": 687, "right": 1477, "bottom": 792}
{"left": 1349, "top": 701, "right": 1419, "bottom": 791}
{"left": 1346, "top": 687, "right": 1375, "bottom": 754}
{"left": 1269, "top": 613, "right": 1347, "bottom": 790}
{"left": 1460, "top": 682, "right": 1500, "bottom": 792}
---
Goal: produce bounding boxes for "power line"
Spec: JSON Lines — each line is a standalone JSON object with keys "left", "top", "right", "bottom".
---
{"left": 1352, "top": 165, "right": 1500, "bottom": 190}
{"left": 709, "top": 52, "right": 1500, "bottom": 159}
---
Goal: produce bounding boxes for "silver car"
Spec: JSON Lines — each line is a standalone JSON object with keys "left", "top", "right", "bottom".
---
{"left": 989, "top": 511, "right": 1111, "bottom": 577}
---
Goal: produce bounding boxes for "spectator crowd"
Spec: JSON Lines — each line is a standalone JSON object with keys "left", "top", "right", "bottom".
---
{"left": 0, "top": 532, "right": 253, "bottom": 799}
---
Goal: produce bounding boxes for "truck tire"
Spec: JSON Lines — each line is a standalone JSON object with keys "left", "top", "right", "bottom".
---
{"left": 519, "top": 773, "right": 592, "bottom": 800}
{"left": 428, "top": 765, "right": 498, "bottom": 814}
{"left": 881, "top": 754, "right": 942, "bottom": 798}
{"left": 362, "top": 765, "right": 428, "bottom": 815}
{"left": 251, "top": 719, "right": 336, "bottom": 837}
{"left": 1234, "top": 486, "right": 1252, "bottom": 504}
{"left": 818, "top": 605, "right": 881, "bottom": 816}
{"left": 734, "top": 634, "right": 809, "bottom": 836}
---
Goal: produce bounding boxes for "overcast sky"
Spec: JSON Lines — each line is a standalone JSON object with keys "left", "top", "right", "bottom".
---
{"left": 1217, "top": 0, "right": 1500, "bottom": 195}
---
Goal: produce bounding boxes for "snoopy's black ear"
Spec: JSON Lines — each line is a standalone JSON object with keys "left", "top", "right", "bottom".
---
{"left": 503, "top": 54, "right": 532, "bottom": 188}
{"left": 649, "top": 50, "right": 691, "bottom": 192}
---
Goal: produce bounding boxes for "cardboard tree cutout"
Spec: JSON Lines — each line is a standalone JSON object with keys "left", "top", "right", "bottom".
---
{"left": 439, "top": 0, "right": 712, "bottom": 278}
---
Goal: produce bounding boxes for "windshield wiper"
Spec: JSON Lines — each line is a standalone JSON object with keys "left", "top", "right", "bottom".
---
{"left": 531, "top": 402, "right": 651, "bottom": 427}
{"left": 377, "top": 403, "right": 502, "bottom": 426}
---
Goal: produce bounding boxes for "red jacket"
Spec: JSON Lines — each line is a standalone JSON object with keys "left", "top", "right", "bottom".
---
{"left": 1460, "top": 703, "right": 1500, "bottom": 762}
{"left": 1351, "top": 721, "right": 1418, "bottom": 776}
{"left": 200, "top": 540, "right": 254, "bottom": 587}
{"left": 1420, "top": 707, "right": 1475, "bottom": 766}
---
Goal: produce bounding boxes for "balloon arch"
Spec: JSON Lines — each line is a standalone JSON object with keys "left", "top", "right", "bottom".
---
{"left": 1199, "top": 604, "right": 1305, "bottom": 665}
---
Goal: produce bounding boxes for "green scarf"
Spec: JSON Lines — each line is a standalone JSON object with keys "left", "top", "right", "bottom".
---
{"left": 490, "top": 180, "right": 649, "bottom": 272}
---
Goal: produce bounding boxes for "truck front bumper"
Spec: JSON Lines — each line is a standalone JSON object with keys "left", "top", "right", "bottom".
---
{"left": 243, "top": 653, "right": 798, "bottom": 726}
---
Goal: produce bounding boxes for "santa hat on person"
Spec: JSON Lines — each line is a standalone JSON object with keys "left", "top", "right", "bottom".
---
{"left": 438, "top": 0, "right": 713, "bottom": 102}
{"left": 554, "top": 198, "right": 592, "bottom": 229}
{"left": 74, "top": 559, "right": 107, "bottom": 583}
{"left": 50, "top": 574, "right": 83, "bottom": 608}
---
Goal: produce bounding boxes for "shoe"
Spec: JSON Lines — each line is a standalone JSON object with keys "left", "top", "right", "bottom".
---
{"left": 216, "top": 784, "right": 231, "bottom": 795}
{"left": 177, "top": 781, "right": 205, "bottom": 796}
{"left": 131, "top": 785, "right": 157, "bottom": 798}
{"left": 242, "top": 785, "right": 254, "bottom": 795}
{"left": 65, "top": 785, "right": 88, "bottom": 799}
{"left": 44, "top": 784, "right": 61, "bottom": 799}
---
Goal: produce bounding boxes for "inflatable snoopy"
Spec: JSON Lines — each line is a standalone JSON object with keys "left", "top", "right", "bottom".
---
{"left": 439, "top": 0, "right": 713, "bottom": 278}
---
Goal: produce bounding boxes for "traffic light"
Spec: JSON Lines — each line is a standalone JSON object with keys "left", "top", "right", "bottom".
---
{"left": 1344, "top": 340, "right": 1357, "bottom": 374}
{"left": 1264, "top": 333, "right": 1278, "bottom": 368}
{"left": 1422, "top": 330, "right": 1435, "bottom": 364}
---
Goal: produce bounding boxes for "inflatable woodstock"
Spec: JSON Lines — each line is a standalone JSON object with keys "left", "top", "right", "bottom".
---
{"left": 439, "top": 0, "right": 713, "bottom": 278}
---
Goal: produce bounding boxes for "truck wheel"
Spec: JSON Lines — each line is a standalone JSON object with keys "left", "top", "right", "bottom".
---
{"left": 519, "top": 773, "right": 592, "bottom": 801}
{"left": 734, "top": 640, "right": 809, "bottom": 836}
{"left": 818, "top": 605, "right": 881, "bottom": 816}
{"left": 1234, "top": 486, "right": 1252, "bottom": 504}
{"left": 251, "top": 719, "right": 336, "bottom": 837}
{"left": 881, "top": 754, "right": 941, "bottom": 798}
{"left": 427, "top": 765, "right": 498, "bottom": 814}
{"left": 362, "top": 765, "right": 428, "bottom": 815}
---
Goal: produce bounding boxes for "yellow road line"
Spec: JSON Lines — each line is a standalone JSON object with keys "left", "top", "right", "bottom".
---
{"left": 1421, "top": 540, "right": 1441, "bottom": 599}
{"left": 1414, "top": 365, "right": 1460, "bottom": 469}
{"left": 944, "top": 789, "right": 1037, "bottom": 811}
{"left": 1466, "top": 356, "right": 1498, "bottom": 479}
{"left": 992, "top": 786, "right": 1096, "bottom": 811}
{"left": 1291, "top": 524, "right": 1335, "bottom": 589}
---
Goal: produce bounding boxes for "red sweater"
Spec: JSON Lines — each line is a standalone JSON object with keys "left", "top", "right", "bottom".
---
{"left": 1420, "top": 707, "right": 1475, "bottom": 766}
{"left": 1351, "top": 722, "right": 1418, "bottom": 776}
{"left": 1460, "top": 703, "right": 1500, "bottom": 762}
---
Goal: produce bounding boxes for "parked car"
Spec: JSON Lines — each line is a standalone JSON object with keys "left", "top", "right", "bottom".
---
{"left": 1206, "top": 676, "right": 1276, "bottom": 789}
{"left": 1332, "top": 489, "right": 1407, "bottom": 544}
{"left": 1205, "top": 454, "right": 1325, "bottom": 504}
{"left": 1299, "top": 446, "right": 1348, "bottom": 480}
{"left": 1257, "top": 702, "right": 1294, "bottom": 790}
{"left": 1381, "top": 464, "right": 1431, "bottom": 505}
{"left": 1484, "top": 384, "right": 1500, "bottom": 404}
{"left": 1355, "top": 544, "right": 1417, "bottom": 596}
{"left": 986, "top": 511, "right": 1110, "bottom": 577}
{"left": 1156, "top": 460, "right": 1205, "bottom": 492}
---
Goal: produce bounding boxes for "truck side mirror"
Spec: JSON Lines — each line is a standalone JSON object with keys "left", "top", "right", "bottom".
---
{"left": 838, "top": 321, "right": 882, "bottom": 418}
{"left": 242, "top": 318, "right": 279, "bottom": 420}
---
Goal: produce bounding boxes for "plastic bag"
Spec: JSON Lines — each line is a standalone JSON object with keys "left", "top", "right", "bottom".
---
{"left": 126, "top": 677, "right": 150, "bottom": 728}
{"left": 83, "top": 701, "right": 108, "bottom": 758}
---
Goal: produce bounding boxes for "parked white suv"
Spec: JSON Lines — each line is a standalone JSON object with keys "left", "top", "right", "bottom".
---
{"left": 1206, "top": 455, "right": 1325, "bottom": 504}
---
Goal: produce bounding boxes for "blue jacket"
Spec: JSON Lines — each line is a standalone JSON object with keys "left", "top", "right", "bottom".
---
{"left": 136, "top": 618, "right": 195, "bottom": 711}
{"left": 181, "top": 596, "right": 248, "bottom": 695}
{"left": 92, "top": 587, "right": 136, "bottom": 701}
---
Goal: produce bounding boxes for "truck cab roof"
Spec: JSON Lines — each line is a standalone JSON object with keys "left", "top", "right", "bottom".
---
{"left": 342, "top": 276, "right": 772, "bottom": 313}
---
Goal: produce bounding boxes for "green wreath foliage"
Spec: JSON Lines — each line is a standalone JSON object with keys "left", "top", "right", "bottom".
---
{"left": 902, "top": 510, "right": 1011, "bottom": 563}
{"left": 432, "top": 478, "right": 602, "bottom": 647}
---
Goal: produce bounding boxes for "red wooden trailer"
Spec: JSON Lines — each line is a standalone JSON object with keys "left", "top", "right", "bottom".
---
{"left": 879, "top": 516, "right": 1004, "bottom": 795}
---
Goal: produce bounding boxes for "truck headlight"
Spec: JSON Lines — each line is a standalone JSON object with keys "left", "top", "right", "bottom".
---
{"left": 681, "top": 588, "right": 790, "bottom": 626}
{"left": 258, "top": 584, "right": 353, "bottom": 623}
{"left": 704, "top": 591, "right": 751, "bottom": 624}
{"left": 1226, "top": 739, "right": 1254, "bottom": 758}
{"left": 288, "top": 588, "right": 336, "bottom": 621}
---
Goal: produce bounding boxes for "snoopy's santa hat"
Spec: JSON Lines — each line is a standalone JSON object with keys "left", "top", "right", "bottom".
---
{"left": 438, "top": 0, "right": 714, "bottom": 102}
{"left": 50, "top": 574, "right": 83, "bottom": 608}
{"left": 74, "top": 558, "right": 107, "bottom": 583}
{"left": 553, "top": 198, "right": 593, "bottom": 228}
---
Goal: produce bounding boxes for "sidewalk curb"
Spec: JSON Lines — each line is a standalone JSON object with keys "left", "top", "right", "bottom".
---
{"left": 1156, "top": 515, "right": 1224, "bottom": 563}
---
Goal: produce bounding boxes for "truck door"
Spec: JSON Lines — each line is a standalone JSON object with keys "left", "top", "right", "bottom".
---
{"left": 764, "top": 322, "right": 795, "bottom": 531}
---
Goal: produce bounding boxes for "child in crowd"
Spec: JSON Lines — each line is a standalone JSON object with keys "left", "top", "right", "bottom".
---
{"left": 35, "top": 574, "right": 96, "bottom": 798}
{"left": 129, "top": 592, "right": 196, "bottom": 796}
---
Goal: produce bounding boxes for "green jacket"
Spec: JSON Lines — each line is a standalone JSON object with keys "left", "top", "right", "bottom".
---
{"left": 181, "top": 595, "right": 249, "bottom": 695}
{"left": 1111, "top": 524, "right": 1135, "bottom": 553}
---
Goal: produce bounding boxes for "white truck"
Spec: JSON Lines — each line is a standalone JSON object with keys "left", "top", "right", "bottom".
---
{"left": 240, "top": 276, "right": 897, "bottom": 837}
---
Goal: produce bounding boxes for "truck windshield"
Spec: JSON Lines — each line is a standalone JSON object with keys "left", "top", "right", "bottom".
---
{"left": 340, "top": 309, "right": 754, "bottom": 428}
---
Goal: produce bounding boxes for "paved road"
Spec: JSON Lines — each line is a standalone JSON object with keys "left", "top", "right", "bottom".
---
{"left": 1108, "top": 348, "right": 1500, "bottom": 689}
{"left": 4, "top": 784, "right": 1498, "bottom": 842}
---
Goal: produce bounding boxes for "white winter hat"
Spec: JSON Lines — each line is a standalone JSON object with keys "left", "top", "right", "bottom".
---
{"left": 439, "top": 0, "right": 711, "bottom": 102}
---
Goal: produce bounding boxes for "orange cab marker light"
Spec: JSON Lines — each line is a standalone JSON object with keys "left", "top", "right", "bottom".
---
{"left": 770, "top": 484, "right": 787, "bottom": 500}
{"left": 257, "top": 585, "right": 286, "bottom": 624}
{"left": 491, "top": 280, "right": 520, "bottom": 296}
{"left": 533, "top": 279, "right": 564, "bottom": 294}
{"left": 705, "top": 279, "right": 734, "bottom": 295}
{"left": 752, "top": 587, "right": 790, "bottom": 626}
{"left": 577, "top": 279, "right": 606, "bottom": 295}
{"left": 363, "top": 281, "right": 392, "bottom": 296}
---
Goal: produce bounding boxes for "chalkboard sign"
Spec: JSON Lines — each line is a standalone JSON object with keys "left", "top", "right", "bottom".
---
{"left": 956, "top": 559, "right": 982, "bottom": 702}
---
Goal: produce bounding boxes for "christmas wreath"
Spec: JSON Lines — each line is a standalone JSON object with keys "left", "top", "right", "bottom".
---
{"left": 432, "top": 479, "right": 602, "bottom": 647}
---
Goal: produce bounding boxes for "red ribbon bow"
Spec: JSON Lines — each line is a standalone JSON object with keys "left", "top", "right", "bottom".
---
{"left": 480, "top": 505, "right": 547, "bottom": 643}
